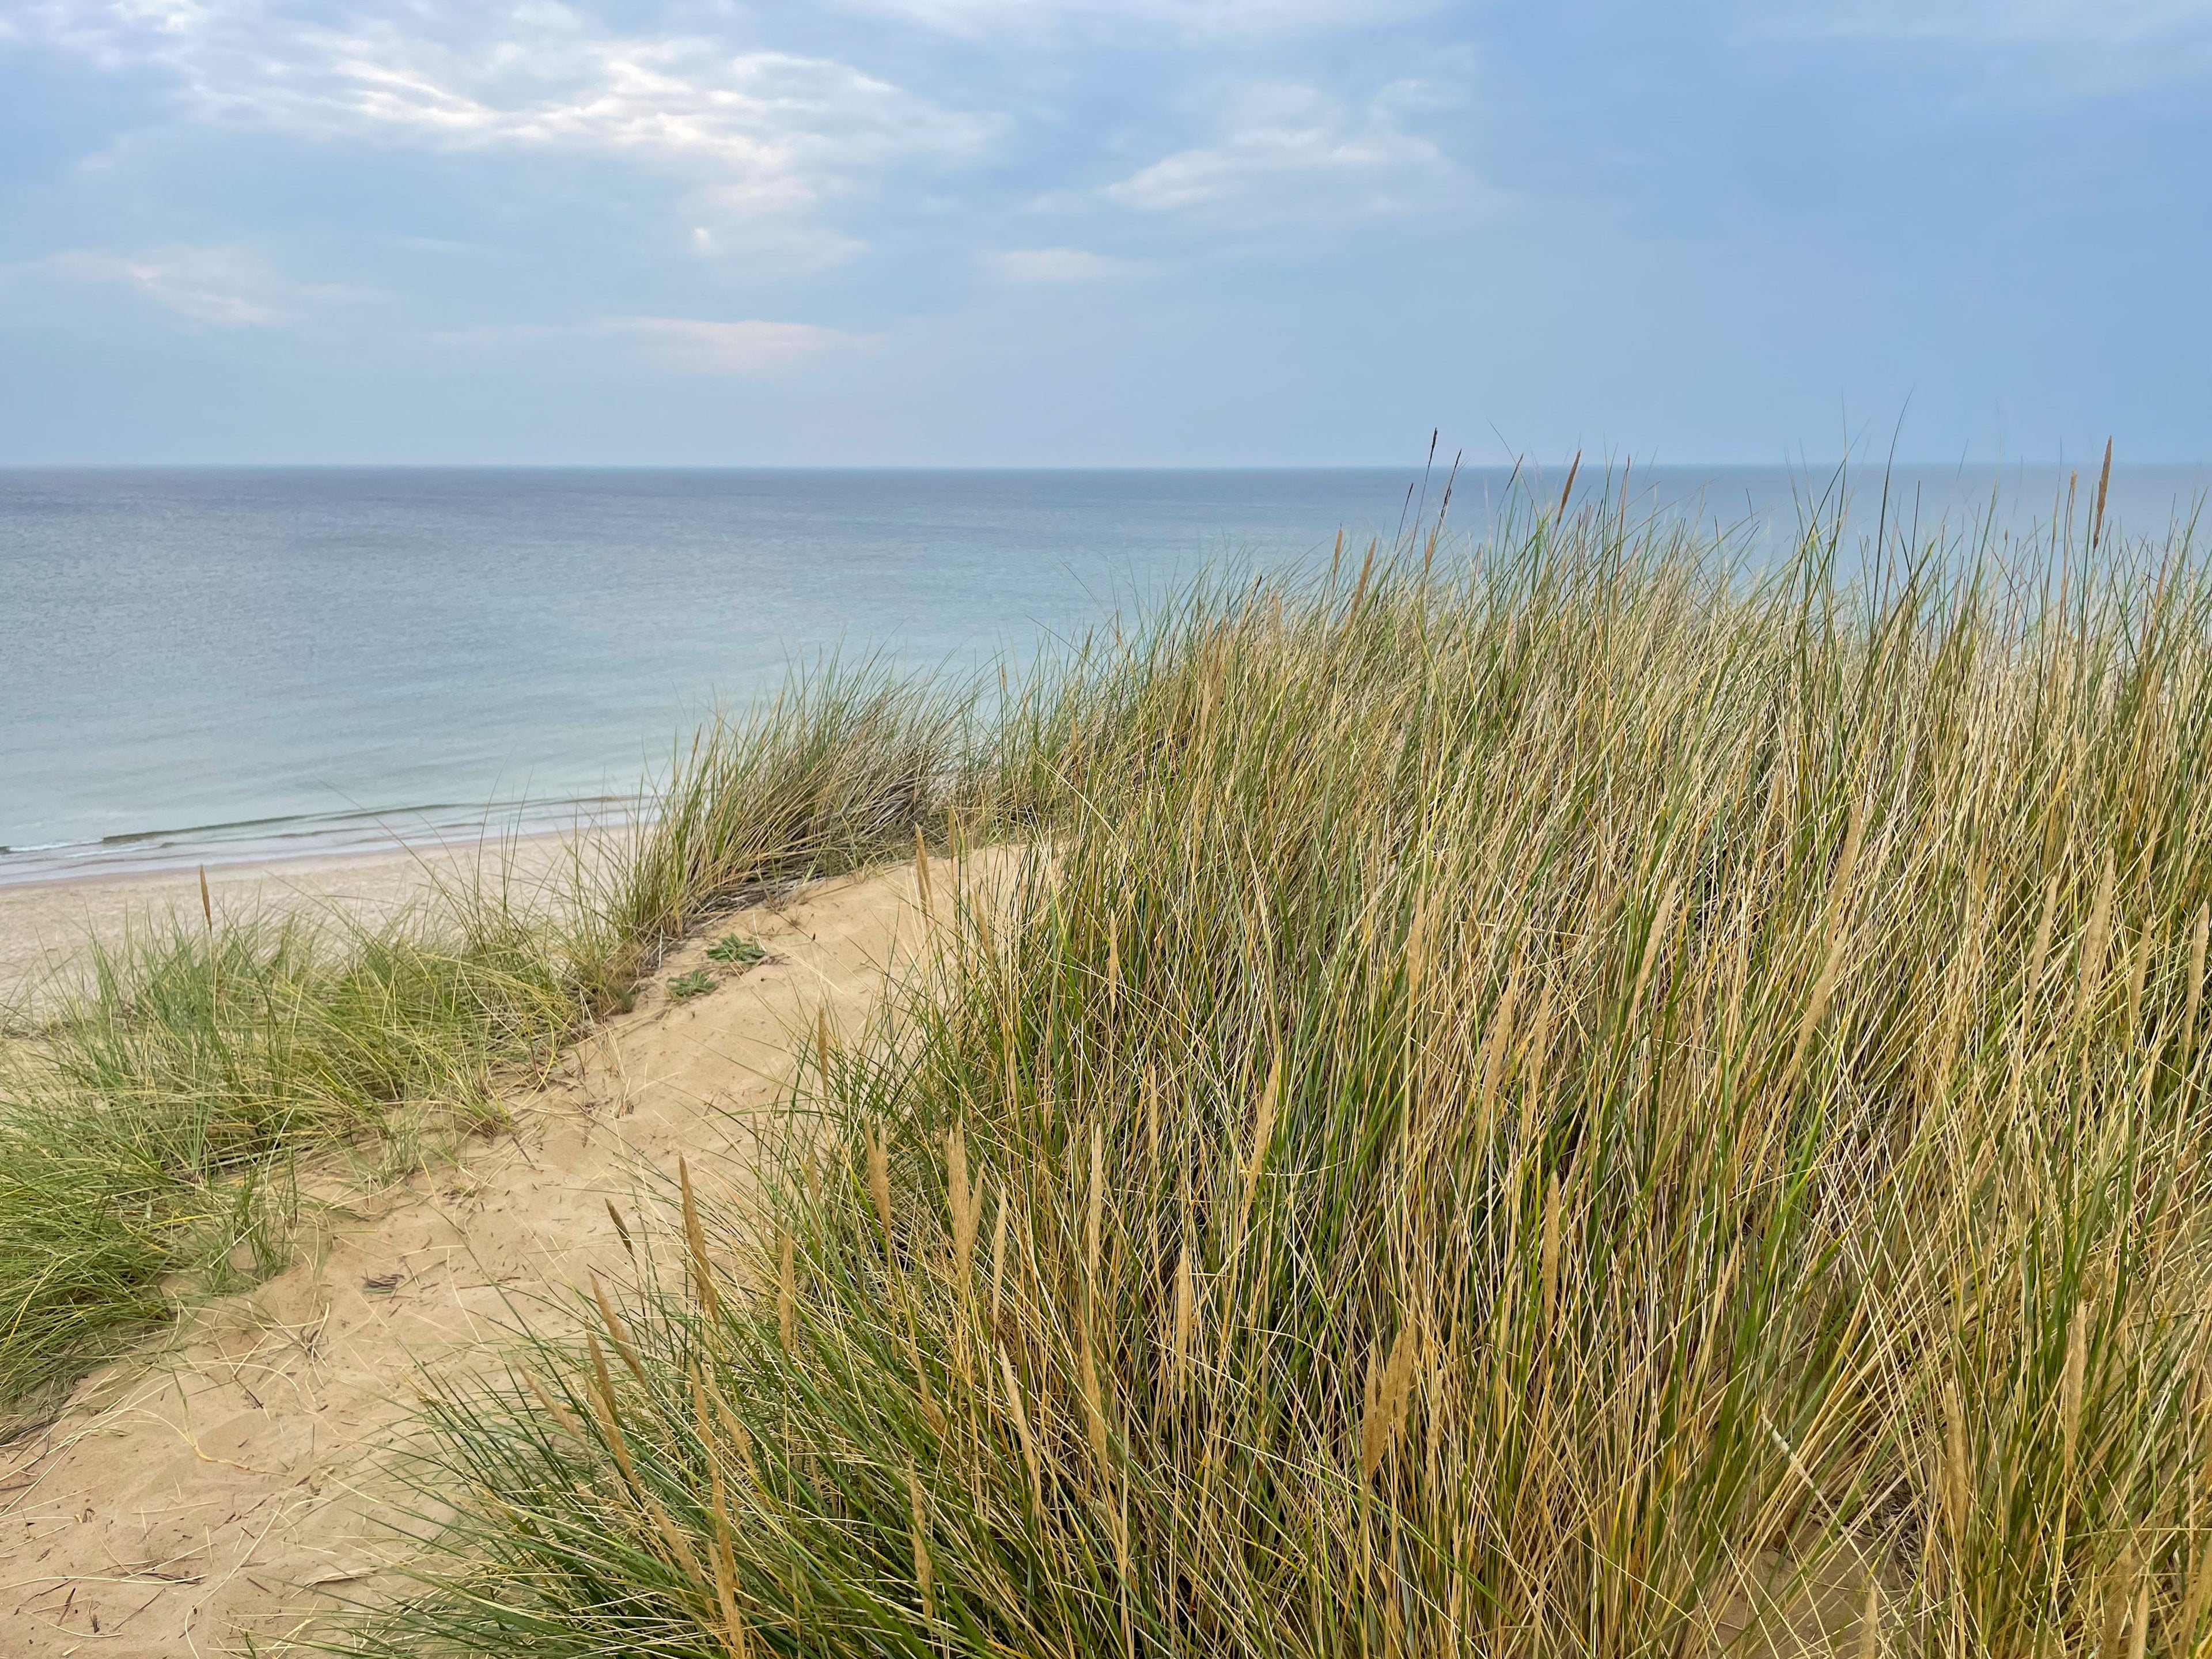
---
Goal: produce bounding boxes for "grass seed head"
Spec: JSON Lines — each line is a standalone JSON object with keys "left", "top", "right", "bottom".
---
{"left": 1360, "top": 1324, "right": 1420, "bottom": 1479}
{"left": 680, "top": 1157, "right": 720, "bottom": 1323}
{"left": 868, "top": 1125, "right": 894, "bottom": 1256}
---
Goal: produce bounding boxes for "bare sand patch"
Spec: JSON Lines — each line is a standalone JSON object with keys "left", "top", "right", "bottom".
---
{"left": 0, "top": 859, "right": 929, "bottom": 1657}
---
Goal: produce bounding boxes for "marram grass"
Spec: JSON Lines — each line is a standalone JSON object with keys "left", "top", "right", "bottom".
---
{"left": 336, "top": 506, "right": 2212, "bottom": 1658}
{"left": 0, "top": 891, "right": 596, "bottom": 1412}
{"left": 0, "top": 672, "right": 991, "bottom": 1425}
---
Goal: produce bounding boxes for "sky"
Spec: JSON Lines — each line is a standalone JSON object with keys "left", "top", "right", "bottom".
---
{"left": 2, "top": 0, "right": 2209, "bottom": 466}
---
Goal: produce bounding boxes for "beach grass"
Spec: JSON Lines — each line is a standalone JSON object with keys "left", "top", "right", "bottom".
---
{"left": 333, "top": 497, "right": 2212, "bottom": 1658}
{"left": 8, "top": 476, "right": 2212, "bottom": 1656}
{"left": 0, "top": 664, "right": 1014, "bottom": 1426}
{"left": 0, "top": 889, "right": 600, "bottom": 1412}
{"left": 600, "top": 666, "right": 987, "bottom": 963}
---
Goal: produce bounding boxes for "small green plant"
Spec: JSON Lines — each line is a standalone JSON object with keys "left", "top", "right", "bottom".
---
{"left": 706, "top": 934, "right": 766, "bottom": 966}
{"left": 667, "top": 968, "right": 714, "bottom": 1000}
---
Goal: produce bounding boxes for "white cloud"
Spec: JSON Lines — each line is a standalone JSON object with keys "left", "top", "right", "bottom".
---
{"left": 12, "top": 244, "right": 373, "bottom": 327}
{"left": 835, "top": 0, "right": 1438, "bottom": 41}
{"left": 982, "top": 246, "right": 1142, "bottom": 283}
{"left": 1103, "top": 82, "right": 1455, "bottom": 225}
{"left": 685, "top": 213, "right": 870, "bottom": 274}
{"left": 14, "top": 3, "right": 994, "bottom": 249}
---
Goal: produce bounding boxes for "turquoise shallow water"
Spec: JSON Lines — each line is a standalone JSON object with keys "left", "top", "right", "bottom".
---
{"left": 4, "top": 464, "right": 2207, "bottom": 885}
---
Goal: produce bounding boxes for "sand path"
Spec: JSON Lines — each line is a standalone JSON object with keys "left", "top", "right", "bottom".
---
{"left": 0, "top": 861, "right": 925, "bottom": 1657}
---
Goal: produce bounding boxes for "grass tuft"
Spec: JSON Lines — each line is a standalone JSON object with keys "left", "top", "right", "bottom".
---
{"left": 602, "top": 666, "right": 987, "bottom": 965}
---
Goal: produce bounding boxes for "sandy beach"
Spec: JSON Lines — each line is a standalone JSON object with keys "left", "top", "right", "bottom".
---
{"left": 0, "top": 834, "right": 603, "bottom": 1018}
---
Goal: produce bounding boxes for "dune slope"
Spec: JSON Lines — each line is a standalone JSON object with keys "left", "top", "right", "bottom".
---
{"left": 1, "top": 864, "right": 918, "bottom": 1658}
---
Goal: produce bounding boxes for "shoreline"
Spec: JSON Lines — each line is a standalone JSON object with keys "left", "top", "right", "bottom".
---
{"left": 0, "top": 796, "right": 638, "bottom": 892}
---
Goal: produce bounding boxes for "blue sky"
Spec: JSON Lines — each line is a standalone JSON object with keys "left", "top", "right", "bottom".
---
{"left": 2, "top": 0, "right": 2208, "bottom": 465}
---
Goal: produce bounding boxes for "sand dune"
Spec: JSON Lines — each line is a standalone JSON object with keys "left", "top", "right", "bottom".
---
{"left": 0, "top": 861, "right": 925, "bottom": 1657}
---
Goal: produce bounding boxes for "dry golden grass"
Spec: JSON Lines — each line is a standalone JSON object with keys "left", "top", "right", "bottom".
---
{"left": 332, "top": 494, "right": 2212, "bottom": 1658}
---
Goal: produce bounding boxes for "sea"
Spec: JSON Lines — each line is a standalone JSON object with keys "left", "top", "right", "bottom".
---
{"left": 5, "top": 464, "right": 2209, "bottom": 887}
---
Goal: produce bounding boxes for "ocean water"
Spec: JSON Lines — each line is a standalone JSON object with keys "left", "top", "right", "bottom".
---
{"left": 5, "top": 464, "right": 2208, "bottom": 885}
